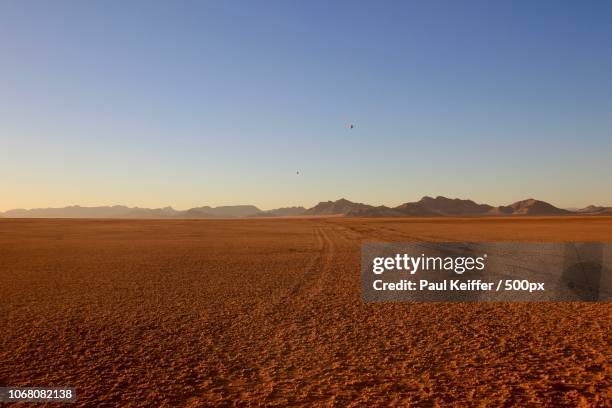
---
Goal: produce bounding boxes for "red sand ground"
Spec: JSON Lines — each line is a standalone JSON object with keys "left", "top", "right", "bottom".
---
{"left": 0, "top": 217, "right": 610, "bottom": 406}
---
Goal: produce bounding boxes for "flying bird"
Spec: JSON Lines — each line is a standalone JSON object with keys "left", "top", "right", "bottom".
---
{"left": 348, "top": 123, "right": 354, "bottom": 129}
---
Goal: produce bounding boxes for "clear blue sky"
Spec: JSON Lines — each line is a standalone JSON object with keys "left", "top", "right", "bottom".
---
{"left": 1, "top": 0, "right": 611, "bottom": 210}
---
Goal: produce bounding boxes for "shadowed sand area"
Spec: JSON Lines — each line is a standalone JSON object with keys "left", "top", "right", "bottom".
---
{"left": 0, "top": 217, "right": 610, "bottom": 406}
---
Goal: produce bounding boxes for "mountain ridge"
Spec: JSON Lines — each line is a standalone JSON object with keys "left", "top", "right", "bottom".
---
{"left": 2, "top": 197, "right": 611, "bottom": 218}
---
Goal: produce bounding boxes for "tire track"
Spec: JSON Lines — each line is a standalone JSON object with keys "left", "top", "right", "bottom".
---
{"left": 265, "top": 225, "right": 326, "bottom": 315}
{"left": 249, "top": 223, "right": 338, "bottom": 403}
{"left": 187, "top": 223, "right": 333, "bottom": 405}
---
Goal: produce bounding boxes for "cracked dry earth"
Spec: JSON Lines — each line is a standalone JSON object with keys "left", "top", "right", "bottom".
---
{"left": 0, "top": 217, "right": 610, "bottom": 406}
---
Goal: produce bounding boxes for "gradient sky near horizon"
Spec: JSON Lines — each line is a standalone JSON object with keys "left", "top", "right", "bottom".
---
{"left": 1, "top": 1, "right": 611, "bottom": 211}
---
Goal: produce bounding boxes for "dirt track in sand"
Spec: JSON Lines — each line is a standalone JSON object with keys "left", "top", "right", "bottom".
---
{"left": 0, "top": 217, "right": 610, "bottom": 406}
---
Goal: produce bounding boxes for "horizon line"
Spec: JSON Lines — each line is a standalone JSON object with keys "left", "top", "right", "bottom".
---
{"left": 2, "top": 195, "right": 611, "bottom": 214}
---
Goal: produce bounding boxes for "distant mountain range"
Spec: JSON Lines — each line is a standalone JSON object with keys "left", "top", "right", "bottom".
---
{"left": 0, "top": 205, "right": 264, "bottom": 219}
{"left": 1, "top": 197, "right": 611, "bottom": 218}
{"left": 304, "top": 197, "right": 582, "bottom": 217}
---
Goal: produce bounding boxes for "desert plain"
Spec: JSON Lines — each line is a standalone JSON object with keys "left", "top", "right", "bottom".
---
{"left": 0, "top": 217, "right": 610, "bottom": 406}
